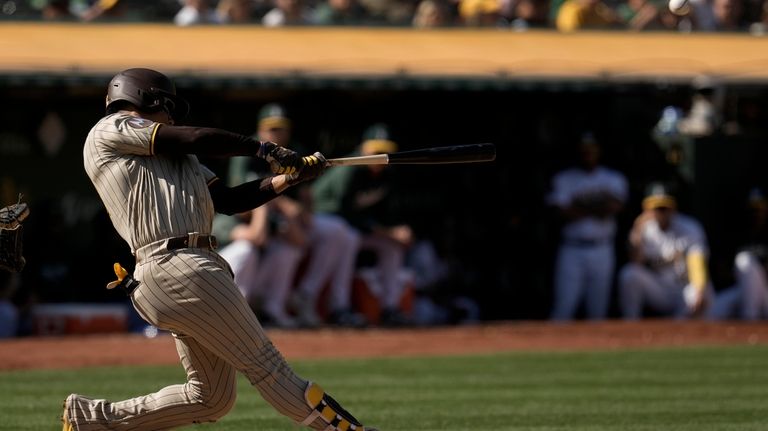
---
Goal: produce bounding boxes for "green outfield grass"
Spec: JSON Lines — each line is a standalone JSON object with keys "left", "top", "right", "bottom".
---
{"left": 2, "top": 345, "right": 768, "bottom": 430}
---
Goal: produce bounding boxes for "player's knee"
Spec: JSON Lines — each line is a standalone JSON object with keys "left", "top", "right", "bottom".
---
{"left": 735, "top": 251, "right": 758, "bottom": 273}
{"left": 187, "top": 378, "right": 237, "bottom": 422}
{"left": 618, "top": 263, "right": 642, "bottom": 286}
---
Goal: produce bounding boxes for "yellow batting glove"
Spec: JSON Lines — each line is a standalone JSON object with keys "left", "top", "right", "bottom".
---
{"left": 106, "top": 262, "right": 128, "bottom": 290}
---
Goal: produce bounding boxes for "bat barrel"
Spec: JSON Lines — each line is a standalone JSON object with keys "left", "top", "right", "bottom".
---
{"left": 387, "top": 143, "right": 495, "bottom": 164}
{"left": 325, "top": 143, "right": 496, "bottom": 166}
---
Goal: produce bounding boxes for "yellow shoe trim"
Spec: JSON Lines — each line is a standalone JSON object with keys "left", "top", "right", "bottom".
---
{"left": 305, "top": 382, "right": 324, "bottom": 406}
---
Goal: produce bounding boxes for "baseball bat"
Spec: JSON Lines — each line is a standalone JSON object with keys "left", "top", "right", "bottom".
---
{"left": 326, "top": 143, "right": 496, "bottom": 166}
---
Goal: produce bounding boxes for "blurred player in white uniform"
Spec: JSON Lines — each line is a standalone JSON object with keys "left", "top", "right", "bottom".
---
{"left": 220, "top": 104, "right": 365, "bottom": 328}
{"left": 547, "top": 133, "right": 628, "bottom": 320}
{"left": 709, "top": 187, "right": 768, "bottom": 320}
{"left": 618, "top": 183, "right": 714, "bottom": 319}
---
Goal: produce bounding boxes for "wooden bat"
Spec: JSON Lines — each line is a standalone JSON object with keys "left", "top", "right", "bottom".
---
{"left": 326, "top": 143, "right": 496, "bottom": 166}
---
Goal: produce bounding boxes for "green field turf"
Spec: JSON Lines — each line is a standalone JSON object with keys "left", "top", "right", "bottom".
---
{"left": 1, "top": 345, "right": 768, "bottom": 430}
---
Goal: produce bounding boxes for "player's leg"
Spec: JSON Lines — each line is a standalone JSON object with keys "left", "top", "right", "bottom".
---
{"left": 218, "top": 239, "right": 261, "bottom": 301}
{"left": 326, "top": 219, "right": 362, "bottom": 318}
{"left": 618, "top": 264, "right": 677, "bottom": 319}
{"left": 136, "top": 250, "right": 376, "bottom": 430}
{"left": 292, "top": 213, "right": 347, "bottom": 325}
{"left": 583, "top": 244, "right": 614, "bottom": 320}
{"left": 549, "top": 244, "right": 585, "bottom": 320}
{"left": 295, "top": 213, "right": 363, "bottom": 324}
{"left": 253, "top": 239, "right": 303, "bottom": 327}
{"left": 64, "top": 329, "right": 237, "bottom": 430}
{"left": 359, "top": 234, "right": 408, "bottom": 324}
{"left": 708, "top": 284, "right": 741, "bottom": 319}
{"left": 735, "top": 251, "right": 768, "bottom": 320}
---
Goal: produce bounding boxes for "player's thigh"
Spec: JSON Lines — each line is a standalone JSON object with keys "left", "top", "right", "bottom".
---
{"left": 311, "top": 214, "right": 359, "bottom": 243}
{"left": 134, "top": 250, "right": 271, "bottom": 352}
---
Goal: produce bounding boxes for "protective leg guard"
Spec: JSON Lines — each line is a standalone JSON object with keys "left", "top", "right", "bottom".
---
{"left": 301, "top": 382, "right": 370, "bottom": 431}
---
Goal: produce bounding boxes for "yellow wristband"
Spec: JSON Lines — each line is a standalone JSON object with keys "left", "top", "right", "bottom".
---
{"left": 687, "top": 251, "right": 708, "bottom": 291}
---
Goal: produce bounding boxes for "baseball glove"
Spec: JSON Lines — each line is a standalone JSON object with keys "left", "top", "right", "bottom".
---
{"left": 0, "top": 199, "right": 30, "bottom": 273}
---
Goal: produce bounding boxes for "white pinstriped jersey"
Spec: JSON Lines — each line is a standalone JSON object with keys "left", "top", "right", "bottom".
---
{"left": 70, "top": 109, "right": 372, "bottom": 431}
{"left": 83, "top": 112, "right": 217, "bottom": 254}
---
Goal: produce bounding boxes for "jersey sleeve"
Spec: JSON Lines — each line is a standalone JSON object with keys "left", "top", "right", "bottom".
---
{"left": 685, "top": 218, "right": 710, "bottom": 256}
{"left": 94, "top": 113, "right": 161, "bottom": 156}
{"left": 609, "top": 170, "right": 629, "bottom": 202}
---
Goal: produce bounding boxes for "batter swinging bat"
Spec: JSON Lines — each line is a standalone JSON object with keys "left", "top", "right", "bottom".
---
{"left": 326, "top": 143, "right": 496, "bottom": 166}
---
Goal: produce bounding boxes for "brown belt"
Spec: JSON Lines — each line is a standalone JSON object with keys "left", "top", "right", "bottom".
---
{"left": 167, "top": 234, "right": 219, "bottom": 251}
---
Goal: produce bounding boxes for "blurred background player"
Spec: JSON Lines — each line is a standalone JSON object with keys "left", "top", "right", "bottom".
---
{"left": 311, "top": 123, "right": 414, "bottom": 326}
{"left": 216, "top": 203, "right": 303, "bottom": 328}
{"left": 221, "top": 104, "right": 366, "bottom": 328}
{"left": 213, "top": 105, "right": 305, "bottom": 328}
{"left": 258, "top": 104, "right": 366, "bottom": 328}
{"left": 617, "top": 182, "right": 715, "bottom": 319}
{"left": 709, "top": 187, "right": 768, "bottom": 320}
{"left": 546, "top": 132, "right": 628, "bottom": 320}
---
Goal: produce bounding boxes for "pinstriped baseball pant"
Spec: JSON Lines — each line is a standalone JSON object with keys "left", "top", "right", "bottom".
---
{"left": 65, "top": 248, "right": 330, "bottom": 430}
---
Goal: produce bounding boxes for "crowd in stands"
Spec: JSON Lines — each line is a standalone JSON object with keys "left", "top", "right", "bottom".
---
{"left": 1, "top": 0, "right": 767, "bottom": 33}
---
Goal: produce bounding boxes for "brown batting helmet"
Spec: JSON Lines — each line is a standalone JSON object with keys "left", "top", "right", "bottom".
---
{"left": 105, "top": 68, "right": 190, "bottom": 122}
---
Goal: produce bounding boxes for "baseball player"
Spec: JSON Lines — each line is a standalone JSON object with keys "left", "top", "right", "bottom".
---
{"left": 546, "top": 133, "right": 628, "bottom": 320}
{"left": 252, "top": 104, "right": 366, "bottom": 328}
{"left": 311, "top": 123, "right": 413, "bottom": 326}
{"left": 617, "top": 183, "right": 714, "bottom": 319}
{"left": 216, "top": 202, "right": 306, "bottom": 328}
{"left": 64, "top": 67, "right": 378, "bottom": 431}
{"left": 709, "top": 187, "right": 768, "bottom": 320}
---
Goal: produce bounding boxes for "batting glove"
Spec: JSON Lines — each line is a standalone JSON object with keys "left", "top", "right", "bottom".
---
{"left": 287, "top": 152, "right": 327, "bottom": 185}
{"left": 260, "top": 141, "right": 302, "bottom": 175}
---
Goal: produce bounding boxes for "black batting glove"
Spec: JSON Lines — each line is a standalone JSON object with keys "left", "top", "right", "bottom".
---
{"left": 260, "top": 141, "right": 302, "bottom": 175}
{"left": 287, "top": 152, "right": 328, "bottom": 185}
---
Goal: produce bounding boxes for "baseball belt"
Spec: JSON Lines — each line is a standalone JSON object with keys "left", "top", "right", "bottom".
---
{"left": 110, "top": 234, "right": 219, "bottom": 295}
{"left": 167, "top": 234, "right": 218, "bottom": 251}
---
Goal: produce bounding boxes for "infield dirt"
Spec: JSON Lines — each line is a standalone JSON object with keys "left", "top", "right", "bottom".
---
{"left": 1, "top": 320, "right": 767, "bottom": 371}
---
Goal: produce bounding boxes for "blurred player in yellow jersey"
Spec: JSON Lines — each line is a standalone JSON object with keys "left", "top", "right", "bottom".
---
{"left": 618, "top": 183, "right": 715, "bottom": 319}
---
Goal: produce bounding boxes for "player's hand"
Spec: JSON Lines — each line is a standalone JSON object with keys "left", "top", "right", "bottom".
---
{"left": 261, "top": 141, "right": 302, "bottom": 175}
{"left": 287, "top": 152, "right": 327, "bottom": 186}
{"left": 683, "top": 284, "right": 706, "bottom": 316}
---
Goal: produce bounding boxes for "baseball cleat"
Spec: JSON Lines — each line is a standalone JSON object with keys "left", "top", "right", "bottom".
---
{"left": 61, "top": 396, "right": 73, "bottom": 431}
{"left": 302, "top": 382, "right": 381, "bottom": 431}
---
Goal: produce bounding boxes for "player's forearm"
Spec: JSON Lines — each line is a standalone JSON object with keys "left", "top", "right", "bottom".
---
{"left": 687, "top": 251, "right": 708, "bottom": 291}
{"left": 209, "top": 177, "right": 281, "bottom": 215}
{"left": 154, "top": 125, "right": 264, "bottom": 157}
